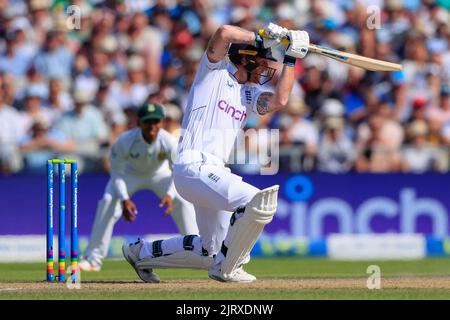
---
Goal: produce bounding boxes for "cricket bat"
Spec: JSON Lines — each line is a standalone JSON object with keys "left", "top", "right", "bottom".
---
{"left": 258, "top": 29, "right": 402, "bottom": 72}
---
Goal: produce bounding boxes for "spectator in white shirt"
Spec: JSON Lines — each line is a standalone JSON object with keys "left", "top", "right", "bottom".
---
{"left": 42, "top": 77, "right": 74, "bottom": 123}
{"left": 20, "top": 84, "right": 53, "bottom": 134}
{"left": 0, "top": 30, "right": 33, "bottom": 79}
{"left": 19, "top": 119, "right": 76, "bottom": 173}
{"left": 279, "top": 98, "right": 318, "bottom": 171}
{"left": 54, "top": 90, "right": 109, "bottom": 172}
{"left": 401, "top": 120, "right": 442, "bottom": 173}
{"left": 284, "top": 98, "right": 319, "bottom": 156}
{"left": 0, "top": 87, "right": 25, "bottom": 174}
{"left": 318, "top": 117, "right": 356, "bottom": 173}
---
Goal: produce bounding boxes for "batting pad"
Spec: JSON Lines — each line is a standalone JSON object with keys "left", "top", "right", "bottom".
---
{"left": 220, "top": 185, "right": 279, "bottom": 276}
{"left": 135, "top": 251, "right": 214, "bottom": 270}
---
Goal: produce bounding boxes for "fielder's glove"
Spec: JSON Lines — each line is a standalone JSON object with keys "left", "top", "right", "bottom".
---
{"left": 255, "top": 22, "right": 288, "bottom": 49}
{"left": 283, "top": 30, "right": 310, "bottom": 66}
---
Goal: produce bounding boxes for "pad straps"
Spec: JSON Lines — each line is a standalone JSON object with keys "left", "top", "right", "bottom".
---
{"left": 220, "top": 241, "right": 228, "bottom": 257}
{"left": 183, "top": 235, "right": 197, "bottom": 251}
{"left": 152, "top": 240, "right": 163, "bottom": 257}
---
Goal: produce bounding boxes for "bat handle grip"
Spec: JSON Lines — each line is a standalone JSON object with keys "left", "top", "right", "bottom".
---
{"left": 258, "top": 29, "right": 290, "bottom": 46}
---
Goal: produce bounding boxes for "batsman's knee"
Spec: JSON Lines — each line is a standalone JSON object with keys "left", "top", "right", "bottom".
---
{"left": 218, "top": 185, "right": 279, "bottom": 276}
{"left": 245, "top": 184, "right": 279, "bottom": 224}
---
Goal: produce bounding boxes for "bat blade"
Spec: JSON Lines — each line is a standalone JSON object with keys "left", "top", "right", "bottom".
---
{"left": 308, "top": 44, "right": 402, "bottom": 72}
{"left": 257, "top": 29, "right": 402, "bottom": 72}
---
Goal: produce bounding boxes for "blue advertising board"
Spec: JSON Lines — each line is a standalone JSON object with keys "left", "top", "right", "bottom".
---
{"left": 1, "top": 173, "right": 449, "bottom": 239}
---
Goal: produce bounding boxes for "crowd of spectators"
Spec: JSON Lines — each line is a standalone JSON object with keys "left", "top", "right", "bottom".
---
{"left": 0, "top": 0, "right": 449, "bottom": 175}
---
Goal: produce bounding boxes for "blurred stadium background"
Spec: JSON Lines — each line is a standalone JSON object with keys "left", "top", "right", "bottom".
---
{"left": 0, "top": 0, "right": 450, "bottom": 265}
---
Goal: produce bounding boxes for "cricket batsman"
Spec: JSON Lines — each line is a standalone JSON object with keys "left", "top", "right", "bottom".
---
{"left": 79, "top": 103, "right": 198, "bottom": 276}
{"left": 122, "top": 23, "right": 309, "bottom": 282}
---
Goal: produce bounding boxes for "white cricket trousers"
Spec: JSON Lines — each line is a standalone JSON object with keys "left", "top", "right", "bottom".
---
{"left": 85, "top": 166, "right": 198, "bottom": 265}
{"left": 173, "top": 151, "right": 260, "bottom": 255}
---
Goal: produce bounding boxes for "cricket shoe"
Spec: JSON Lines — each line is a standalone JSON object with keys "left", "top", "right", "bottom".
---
{"left": 122, "top": 239, "right": 160, "bottom": 283}
{"left": 208, "top": 263, "right": 256, "bottom": 283}
{"left": 78, "top": 259, "right": 101, "bottom": 272}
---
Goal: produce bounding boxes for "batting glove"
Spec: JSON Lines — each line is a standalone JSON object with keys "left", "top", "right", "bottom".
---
{"left": 255, "top": 22, "right": 288, "bottom": 49}
{"left": 284, "top": 30, "right": 310, "bottom": 66}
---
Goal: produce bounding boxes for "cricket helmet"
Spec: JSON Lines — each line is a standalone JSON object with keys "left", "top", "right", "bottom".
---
{"left": 228, "top": 43, "right": 277, "bottom": 85}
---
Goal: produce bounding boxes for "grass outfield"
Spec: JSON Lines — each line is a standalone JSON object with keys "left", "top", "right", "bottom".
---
{"left": 1, "top": 258, "right": 450, "bottom": 299}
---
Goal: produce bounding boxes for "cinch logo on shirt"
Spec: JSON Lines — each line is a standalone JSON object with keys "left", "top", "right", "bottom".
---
{"left": 218, "top": 100, "right": 247, "bottom": 122}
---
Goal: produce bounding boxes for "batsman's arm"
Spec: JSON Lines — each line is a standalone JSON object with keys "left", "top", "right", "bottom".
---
{"left": 207, "top": 25, "right": 257, "bottom": 63}
{"left": 255, "top": 66, "right": 295, "bottom": 115}
{"left": 255, "top": 29, "right": 309, "bottom": 115}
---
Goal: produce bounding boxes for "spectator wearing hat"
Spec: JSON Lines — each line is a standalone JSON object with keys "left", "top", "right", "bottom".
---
{"left": 387, "top": 70, "right": 408, "bottom": 121}
{"left": 356, "top": 107, "right": 403, "bottom": 173}
{"left": 321, "top": 98, "right": 345, "bottom": 119}
{"left": 42, "top": 77, "right": 74, "bottom": 123}
{"left": 284, "top": 99, "right": 318, "bottom": 152}
{"left": 401, "top": 120, "right": 444, "bottom": 173}
{"left": 19, "top": 119, "right": 76, "bottom": 173}
{"left": 118, "top": 55, "right": 156, "bottom": 108}
{"left": 128, "top": 12, "right": 163, "bottom": 85}
{"left": 404, "top": 95, "right": 428, "bottom": 126}
{"left": 12, "top": 24, "right": 39, "bottom": 63}
{"left": 162, "top": 103, "right": 183, "bottom": 138}
{"left": 27, "top": 0, "right": 54, "bottom": 46}
{"left": 20, "top": 84, "right": 52, "bottom": 134}
{"left": 114, "top": 13, "right": 132, "bottom": 52}
{"left": 357, "top": 102, "right": 404, "bottom": 151}
{"left": 14, "top": 67, "right": 48, "bottom": 105}
{"left": 403, "top": 36, "right": 434, "bottom": 94}
{"left": 1, "top": 73, "right": 20, "bottom": 109}
{"left": 33, "top": 30, "right": 74, "bottom": 82}
{"left": 96, "top": 64, "right": 128, "bottom": 116}
{"left": 90, "top": 35, "right": 126, "bottom": 81}
{"left": 279, "top": 98, "right": 318, "bottom": 171}
{"left": 317, "top": 117, "right": 356, "bottom": 173}
{"left": 53, "top": 90, "right": 108, "bottom": 172}
{"left": 0, "top": 30, "right": 33, "bottom": 79}
{"left": 94, "top": 77, "right": 128, "bottom": 169}
{"left": 94, "top": 77, "right": 124, "bottom": 124}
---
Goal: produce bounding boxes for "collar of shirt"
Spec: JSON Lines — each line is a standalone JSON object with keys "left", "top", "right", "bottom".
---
{"left": 226, "top": 61, "right": 239, "bottom": 81}
{"left": 138, "top": 128, "right": 157, "bottom": 146}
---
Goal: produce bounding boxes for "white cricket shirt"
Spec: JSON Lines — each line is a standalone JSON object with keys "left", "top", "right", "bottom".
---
{"left": 177, "top": 52, "right": 265, "bottom": 163}
{"left": 110, "top": 128, "right": 177, "bottom": 200}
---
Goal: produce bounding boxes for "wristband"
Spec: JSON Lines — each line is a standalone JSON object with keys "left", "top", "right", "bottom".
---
{"left": 254, "top": 32, "right": 264, "bottom": 49}
{"left": 283, "top": 55, "right": 296, "bottom": 67}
